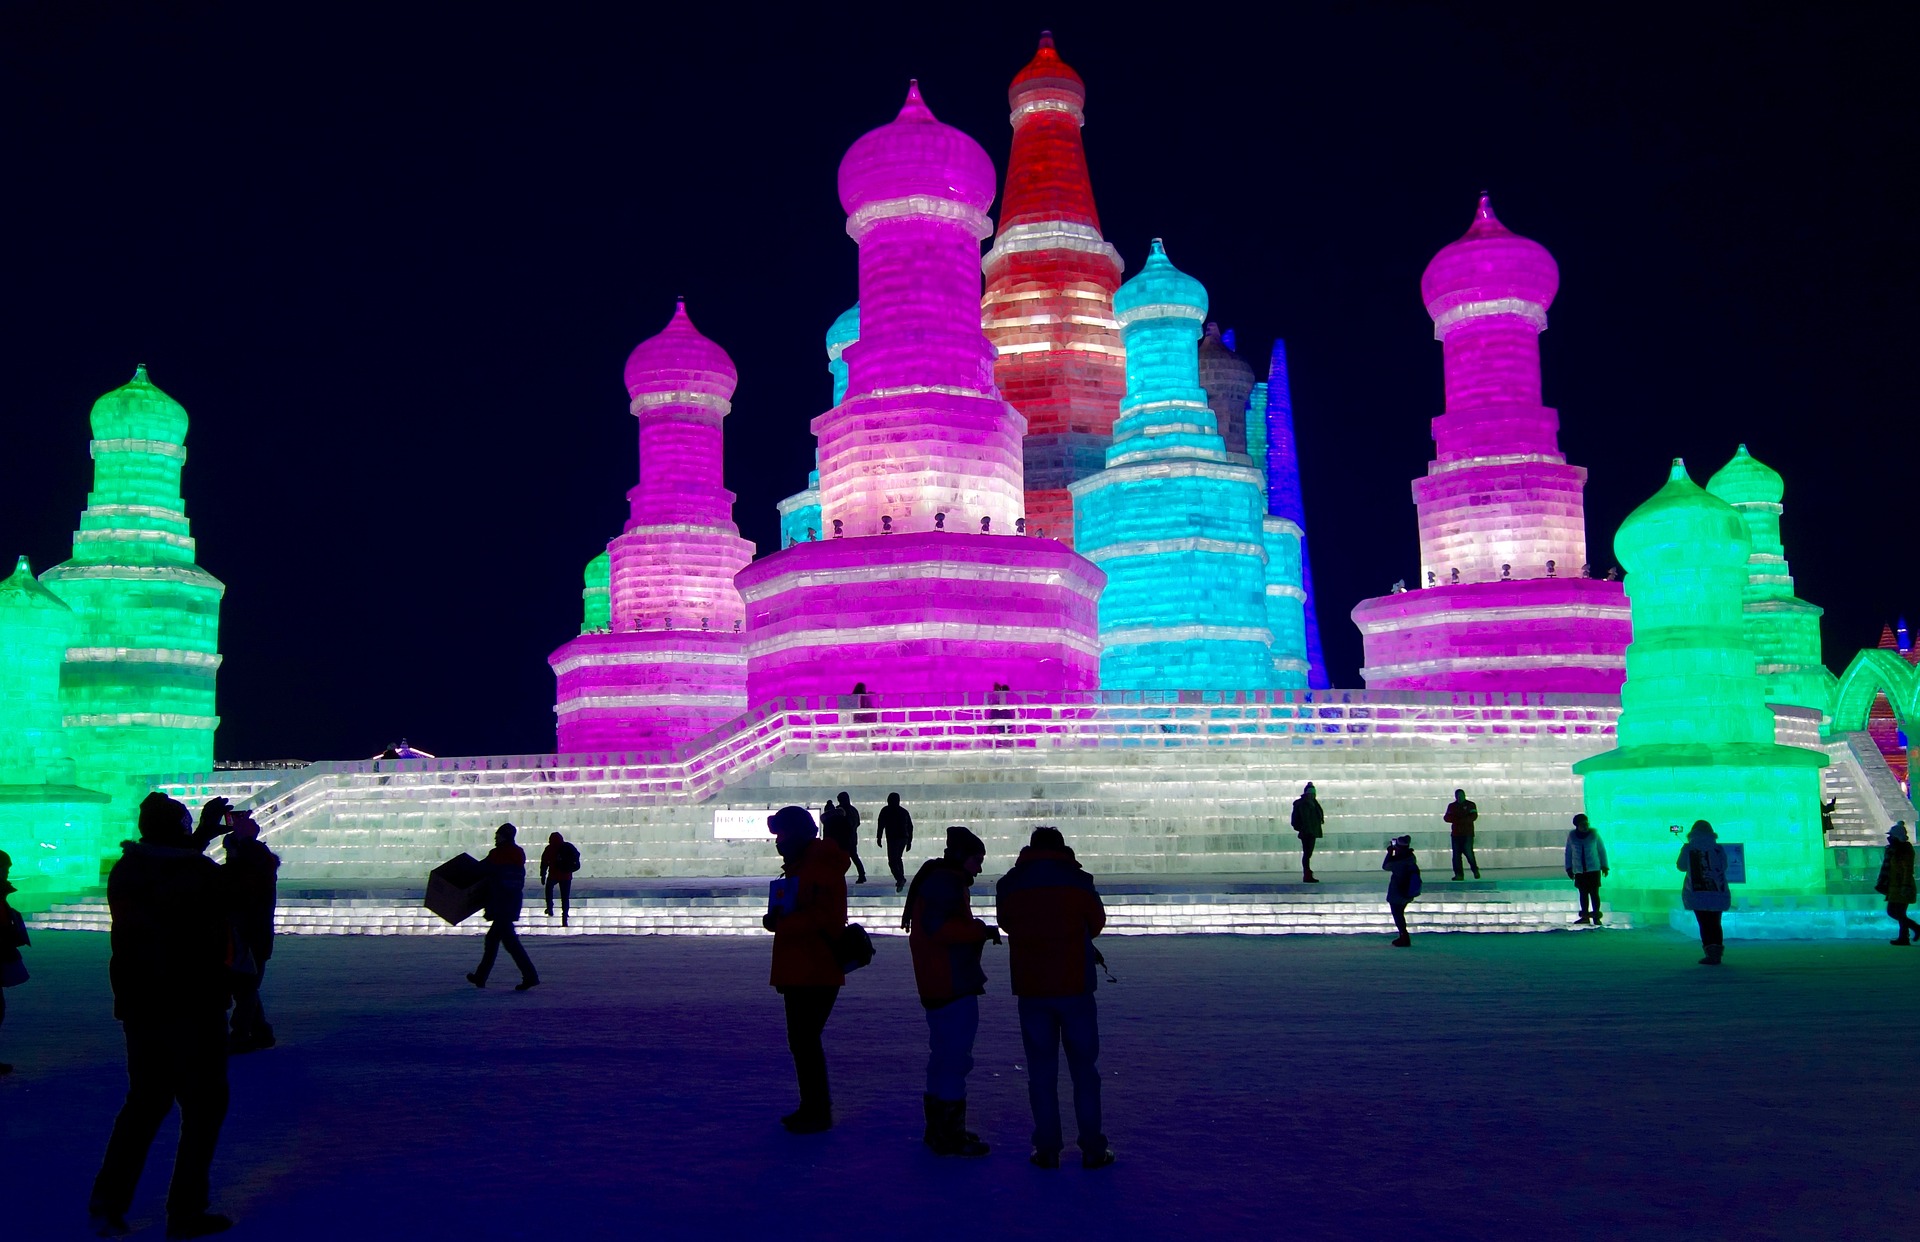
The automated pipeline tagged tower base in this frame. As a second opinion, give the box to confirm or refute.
[549,630,747,756]
[1353,577,1629,692]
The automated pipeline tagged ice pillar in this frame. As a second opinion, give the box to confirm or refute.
[1263,341,1329,688]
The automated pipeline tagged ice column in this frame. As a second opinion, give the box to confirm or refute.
[1574,459,1827,892]
[1705,445,1834,712]
[547,302,754,753]
[1262,341,1329,688]
[738,82,1105,703]
[982,32,1127,549]
[1072,241,1284,690]
[1350,195,1629,691]
[42,366,224,818]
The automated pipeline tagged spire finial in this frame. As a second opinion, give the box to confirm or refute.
[132,363,149,382]
[1038,29,1054,49]
[12,554,29,576]
[1669,457,1690,482]
[1149,237,1166,257]
[899,79,932,120]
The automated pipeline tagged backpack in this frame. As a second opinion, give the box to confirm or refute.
[562,842,582,873]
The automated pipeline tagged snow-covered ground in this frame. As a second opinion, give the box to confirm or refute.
[5,926,1913,1239]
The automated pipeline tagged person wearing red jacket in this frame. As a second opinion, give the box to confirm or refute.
[903,826,998,1157]
[996,826,1112,1170]
[764,805,849,1134]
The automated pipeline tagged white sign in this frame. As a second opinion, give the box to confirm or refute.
[714,808,772,840]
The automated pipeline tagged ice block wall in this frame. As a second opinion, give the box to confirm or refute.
[982,32,1127,549]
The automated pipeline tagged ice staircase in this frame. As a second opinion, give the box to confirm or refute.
[30,876,1628,937]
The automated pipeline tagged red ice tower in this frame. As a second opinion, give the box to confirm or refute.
[548,302,755,753]
[982,32,1127,549]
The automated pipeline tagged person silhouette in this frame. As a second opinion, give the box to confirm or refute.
[1444,789,1480,880]
[1291,783,1324,883]
[904,826,997,1157]
[1678,820,1730,965]
[467,824,539,991]
[540,831,582,926]
[877,793,914,892]
[1563,814,1609,925]
[89,793,238,1239]
[764,805,850,1134]
[221,812,279,1053]
[824,792,867,884]
[1383,835,1422,947]
[1875,821,1919,945]
[997,827,1112,1170]
[0,849,26,1075]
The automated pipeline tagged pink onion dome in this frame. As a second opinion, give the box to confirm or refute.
[837,81,998,216]
[1009,30,1085,108]
[623,299,738,403]
[1420,193,1560,326]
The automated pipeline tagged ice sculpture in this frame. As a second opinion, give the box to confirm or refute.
[1350,195,1629,691]
[580,551,610,633]
[41,366,224,817]
[1262,341,1330,688]
[982,32,1127,549]
[1197,323,1254,459]
[1574,459,1827,892]
[548,301,754,752]
[776,304,854,549]
[738,82,1105,702]
[0,555,109,890]
[1704,444,1834,712]
[1073,240,1296,689]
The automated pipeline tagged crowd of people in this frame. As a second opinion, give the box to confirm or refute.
[0,783,1909,1234]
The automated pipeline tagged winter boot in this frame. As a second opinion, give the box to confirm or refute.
[1699,944,1723,966]
[922,1094,940,1148]
[782,1104,832,1134]
[1591,911,1603,926]
[928,1098,989,1157]
[1391,934,1411,948]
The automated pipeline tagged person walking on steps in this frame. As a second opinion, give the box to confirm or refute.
[467,824,539,991]
[1383,835,1422,947]
[221,812,279,1054]
[1876,821,1920,945]
[541,831,581,926]
[0,850,27,1076]
[1291,783,1325,883]
[878,792,914,893]
[88,793,239,1239]
[828,792,867,884]
[764,805,850,1134]
[905,826,998,1158]
[1678,820,1730,965]
[997,827,1114,1170]
[1564,814,1609,925]
[1445,789,1480,880]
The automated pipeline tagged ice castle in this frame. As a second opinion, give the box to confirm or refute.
[14,35,1909,938]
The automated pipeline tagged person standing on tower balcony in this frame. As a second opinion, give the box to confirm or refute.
[1564,815,1610,925]
[1444,790,1481,880]
[764,805,849,1134]
[1678,821,1730,965]
[1291,784,1325,882]
[1383,836,1421,947]
[466,824,538,991]
[1874,822,1919,945]
[221,813,279,1053]
[540,832,581,926]
[878,793,914,893]
[904,826,997,1158]
[997,826,1112,1170]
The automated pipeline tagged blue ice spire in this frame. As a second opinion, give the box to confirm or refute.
[1072,241,1300,689]
[777,303,858,548]
[1265,341,1328,688]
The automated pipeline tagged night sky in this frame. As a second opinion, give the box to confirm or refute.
[1,4,1913,762]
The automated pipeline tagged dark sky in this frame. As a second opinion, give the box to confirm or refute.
[1,3,1913,761]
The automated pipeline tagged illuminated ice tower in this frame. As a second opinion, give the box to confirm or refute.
[1073,241,1295,690]
[1575,460,1827,892]
[548,302,754,753]
[776,304,857,549]
[1262,342,1330,687]
[42,366,223,811]
[739,83,1104,701]
[982,33,1127,549]
[1351,195,1629,691]
[0,556,110,892]
[1197,324,1254,459]
[1705,445,1834,712]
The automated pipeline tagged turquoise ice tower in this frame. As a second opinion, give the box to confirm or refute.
[1574,459,1827,894]
[777,304,857,548]
[1072,241,1290,690]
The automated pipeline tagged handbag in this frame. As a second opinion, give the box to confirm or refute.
[1,957,27,988]
[833,922,876,973]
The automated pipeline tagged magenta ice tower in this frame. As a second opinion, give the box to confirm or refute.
[1351,195,1629,691]
[737,84,1104,702]
[548,302,754,752]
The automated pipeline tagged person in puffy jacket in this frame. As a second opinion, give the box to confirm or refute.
[1564,814,1610,925]
[222,813,280,1052]
[1291,783,1324,883]
[996,826,1113,1170]
[89,793,238,1239]
[1383,835,1421,947]
[1875,821,1919,946]
[904,826,997,1157]
[764,805,849,1134]
[1444,789,1480,880]
[1678,820,1730,965]
[540,831,581,926]
[467,823,538,991]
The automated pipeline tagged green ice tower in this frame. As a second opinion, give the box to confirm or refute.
[0,556,110,893]
[581,550,611,632]
[1704,445,1835,714]
[41,366,224,825]
[1574,459,1827,893]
